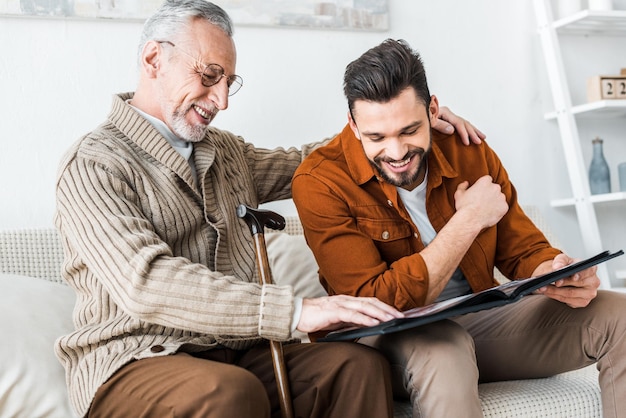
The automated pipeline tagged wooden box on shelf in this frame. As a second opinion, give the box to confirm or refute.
[587,75,626,101]
[618,78,626,99]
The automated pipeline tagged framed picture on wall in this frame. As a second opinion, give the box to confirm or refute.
[219,0,389,31]
[0,0,162,20]
[0,0,389,31]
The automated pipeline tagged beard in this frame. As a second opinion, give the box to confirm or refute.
[169,105,215,143]
[158,85,215,143]
[371,138,431,188]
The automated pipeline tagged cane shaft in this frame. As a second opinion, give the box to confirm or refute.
[252,234,295,418]
[252,234,273,286]
[270,340,293,418]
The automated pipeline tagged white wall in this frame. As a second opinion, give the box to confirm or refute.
[1,0,625,283]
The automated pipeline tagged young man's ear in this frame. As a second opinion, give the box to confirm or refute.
[428,95,440,123]
[348,110,361,140]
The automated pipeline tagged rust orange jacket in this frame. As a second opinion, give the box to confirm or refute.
[292,124,561,311]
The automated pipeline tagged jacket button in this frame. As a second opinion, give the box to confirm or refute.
[382,231,390,240]
[387,200,393,207]
[150,345,165,353]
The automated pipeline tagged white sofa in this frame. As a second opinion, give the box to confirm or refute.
[0,209,603,418]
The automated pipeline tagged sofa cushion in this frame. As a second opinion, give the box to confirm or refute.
[266,232,328,341]
[0,273,76,418]
[266,232,327,299]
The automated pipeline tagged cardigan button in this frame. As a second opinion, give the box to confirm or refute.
[387,200,393,207]
[150,345,165,353]
[382,231,390,240]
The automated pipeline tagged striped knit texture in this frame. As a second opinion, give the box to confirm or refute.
[54,93,314,417]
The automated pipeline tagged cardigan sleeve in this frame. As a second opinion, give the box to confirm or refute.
[236,132,333,205]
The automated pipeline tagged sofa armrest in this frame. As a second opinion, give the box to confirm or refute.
[0,228,64,283]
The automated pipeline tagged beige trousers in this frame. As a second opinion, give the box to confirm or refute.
[360,290,626,418]
[89,341,393,418]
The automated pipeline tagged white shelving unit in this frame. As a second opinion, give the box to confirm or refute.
[533,0,626,290]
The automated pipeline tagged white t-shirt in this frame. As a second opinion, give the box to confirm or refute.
[396,173,471,302]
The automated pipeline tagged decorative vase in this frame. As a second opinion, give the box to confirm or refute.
[589,137,611,194]
[618,162,626,192]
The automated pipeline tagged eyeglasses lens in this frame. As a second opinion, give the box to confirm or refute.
[202,64,242,96]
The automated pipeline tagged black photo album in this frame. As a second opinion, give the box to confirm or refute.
[319,250,624,342]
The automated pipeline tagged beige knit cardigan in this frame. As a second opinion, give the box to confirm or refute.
[54,93,317,417]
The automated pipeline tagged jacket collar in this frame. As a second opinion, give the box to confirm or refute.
[426,131,459,190]
[339,124,379,186]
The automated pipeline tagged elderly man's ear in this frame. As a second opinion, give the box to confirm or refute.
[141,41,161,78]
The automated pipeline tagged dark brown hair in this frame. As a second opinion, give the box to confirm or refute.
[343,39,431,114]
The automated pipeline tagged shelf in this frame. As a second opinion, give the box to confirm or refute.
[553,9,626,35]
[535,0,625,290]
[545,100,626,119]
[551,191,626,207]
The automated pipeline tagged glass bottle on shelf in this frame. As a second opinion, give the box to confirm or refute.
[588,137,611,195]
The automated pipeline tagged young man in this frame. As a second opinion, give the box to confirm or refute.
[292,39,626,418]
[54,2,480,417]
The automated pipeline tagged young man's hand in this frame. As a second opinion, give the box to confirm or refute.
[454,175,508,231]
[533,254,601,308]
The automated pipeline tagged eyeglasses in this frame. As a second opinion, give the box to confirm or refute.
[157,40,243,96]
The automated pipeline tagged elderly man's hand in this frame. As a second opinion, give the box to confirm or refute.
[435,106,486,145]
[297,295,404,334]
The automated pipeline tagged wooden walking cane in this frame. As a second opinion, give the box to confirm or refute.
[237,204,295,418]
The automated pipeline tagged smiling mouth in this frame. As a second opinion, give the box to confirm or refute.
[387,156,412,168]
[193,104,213,120]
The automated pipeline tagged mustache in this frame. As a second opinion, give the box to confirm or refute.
[192,102,218,119]
[375,148,424,164]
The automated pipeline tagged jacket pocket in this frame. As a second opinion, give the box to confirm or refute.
[356,218,413,260]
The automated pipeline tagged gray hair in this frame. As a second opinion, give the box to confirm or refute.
[137,0,234,64]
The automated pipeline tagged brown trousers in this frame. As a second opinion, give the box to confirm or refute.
[361,290,626,418]
[88,341,393,418]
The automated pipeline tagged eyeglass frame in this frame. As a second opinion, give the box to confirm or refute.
[156,40,243,96]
